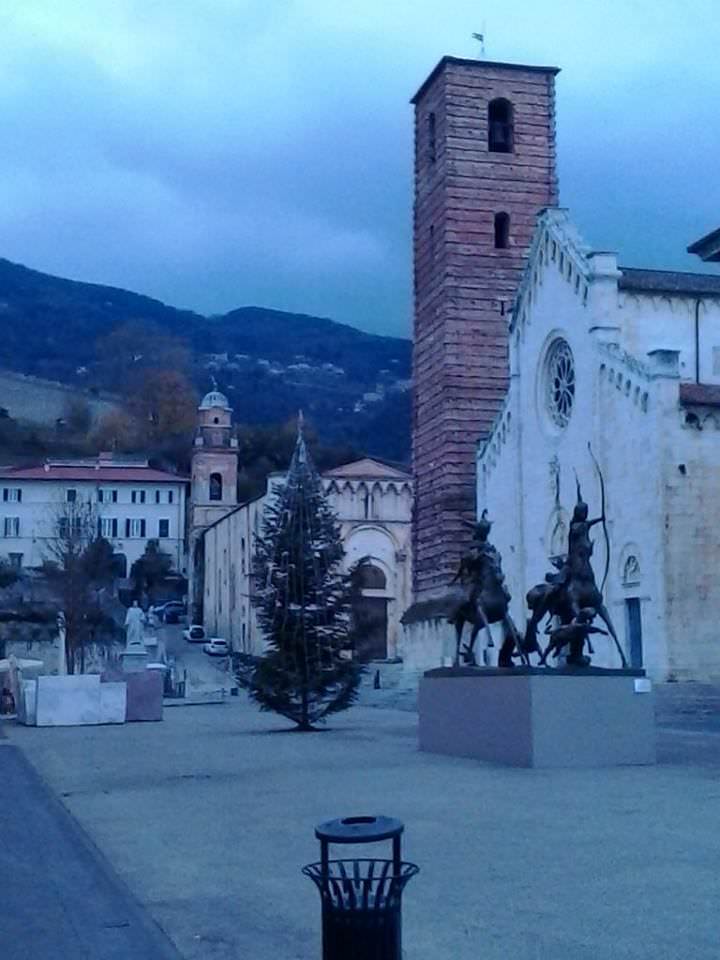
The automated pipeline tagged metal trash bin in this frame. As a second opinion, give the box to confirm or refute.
[303,815,419,960]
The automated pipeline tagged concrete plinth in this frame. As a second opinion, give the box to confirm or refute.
[419,667,656,768]
[124,670,163,722]
[120,649,148,673]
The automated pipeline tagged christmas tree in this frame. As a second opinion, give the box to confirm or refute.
[245,418,363,730]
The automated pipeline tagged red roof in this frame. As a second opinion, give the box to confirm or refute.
[0,465,188,483]
[679,382,720,408]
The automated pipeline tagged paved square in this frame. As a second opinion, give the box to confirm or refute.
[7,699,720,959]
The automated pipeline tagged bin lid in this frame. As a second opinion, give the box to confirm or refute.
[315,815,403,845]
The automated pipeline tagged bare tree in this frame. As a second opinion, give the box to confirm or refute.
[43,495,114,673]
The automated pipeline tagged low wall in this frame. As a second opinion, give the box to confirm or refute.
[2,635,61,676]
[399,617,456,672]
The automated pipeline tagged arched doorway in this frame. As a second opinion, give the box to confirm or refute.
[351,562,388,661]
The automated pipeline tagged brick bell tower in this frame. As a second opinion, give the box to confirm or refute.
[189,389,239,621]
[410,56,559,602]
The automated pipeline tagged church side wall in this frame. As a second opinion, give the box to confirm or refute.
[660,402,720,680]
[619,294,720,384]
[593,360,668,676]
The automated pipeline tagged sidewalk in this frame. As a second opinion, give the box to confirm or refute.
[0,732,181,960]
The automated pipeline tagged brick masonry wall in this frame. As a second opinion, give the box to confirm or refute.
[412,58,558,599]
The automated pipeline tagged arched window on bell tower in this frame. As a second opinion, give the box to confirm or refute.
[488,98,514,153]
[209,472,223,502]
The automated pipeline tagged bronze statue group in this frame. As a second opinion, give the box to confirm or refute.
[449,475,627,671]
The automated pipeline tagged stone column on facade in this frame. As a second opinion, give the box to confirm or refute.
[587,252,622,341]
[647,349,680,680]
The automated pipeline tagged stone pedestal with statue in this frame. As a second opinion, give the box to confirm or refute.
[419,666,655,768]
[120,601,149,673]
[416,481,657,769]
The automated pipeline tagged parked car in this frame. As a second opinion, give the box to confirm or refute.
[183,625,206,643]
[151,600,187,623]
[203,638,230,657]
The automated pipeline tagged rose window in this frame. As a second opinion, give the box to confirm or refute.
[545,339,575,428]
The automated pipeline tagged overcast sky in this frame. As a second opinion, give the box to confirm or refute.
[2,0,719,338]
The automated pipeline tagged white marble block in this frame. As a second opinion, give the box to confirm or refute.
[35,675,102,727]
[20,679,38,725]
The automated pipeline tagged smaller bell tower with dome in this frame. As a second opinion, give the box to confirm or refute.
[189,389,239,618]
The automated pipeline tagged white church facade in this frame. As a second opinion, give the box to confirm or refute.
[477,208,720,681]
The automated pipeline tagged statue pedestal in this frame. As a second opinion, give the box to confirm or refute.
[418,667,656,768]
[120,649,148,673]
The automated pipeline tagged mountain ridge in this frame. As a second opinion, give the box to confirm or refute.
[0,257,412,461]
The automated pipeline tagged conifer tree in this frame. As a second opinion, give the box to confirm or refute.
[245,419,362,730]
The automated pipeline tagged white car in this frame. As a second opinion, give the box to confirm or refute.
[203,638,230,657]
[183,625,206,643]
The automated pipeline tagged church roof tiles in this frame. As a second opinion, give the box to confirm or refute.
[619,267,720,298]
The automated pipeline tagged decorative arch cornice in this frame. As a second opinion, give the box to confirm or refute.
[511,208,594,334]
[344,522,401,551]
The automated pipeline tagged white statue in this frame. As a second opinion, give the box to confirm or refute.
[124,601,146,650]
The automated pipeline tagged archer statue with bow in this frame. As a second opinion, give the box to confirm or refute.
[522,445,627,668]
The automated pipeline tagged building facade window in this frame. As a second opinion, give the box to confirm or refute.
[209,473,223,501]
[8,552,23,569]
[131,490,146,505]
[99,517,118,539]
[98,488,118,503]
[488,98,514,152]
[125,518,146,538]
[3,517,20,537]
[168,490,174,504]
[158,519,170,538]
[2,488,21,503]
[66,488,77,503]
[59,517,83,538]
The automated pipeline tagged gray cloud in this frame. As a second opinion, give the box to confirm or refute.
[1,0,718,339]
